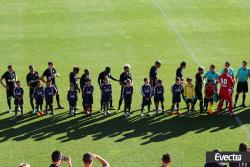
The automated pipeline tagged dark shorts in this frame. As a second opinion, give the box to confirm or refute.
[172,95,181,103]
[142,97,151,106]
[185,98,194,104]
[29,88,35,97]
[35,97,43,105]
[195,86,203,100]
[102,94,111,103]
[45,97,53,105]
[69,100,77,107]
[154,95,164,103]
[237,81,248,93]
[83,96,93,105]
[124,97,132,106]
[14,98,23,105]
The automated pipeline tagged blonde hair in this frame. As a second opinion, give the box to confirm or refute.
[18,163,30,167]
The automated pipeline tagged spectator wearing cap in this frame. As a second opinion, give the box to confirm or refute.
[193,66,205,113]
[41,61,64,109]
[234,60,249,108]
[176,61,186,82]
[161,153,171,167]
[149,60,161,89]
[117,64,133,111]
[49,150,72,167]
[98,67,119,110]
[18,163,30,167]
[230,143,250,167]
[82,153,109,167]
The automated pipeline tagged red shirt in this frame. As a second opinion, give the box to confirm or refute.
[205,85,214,98]
[217,73,234,95]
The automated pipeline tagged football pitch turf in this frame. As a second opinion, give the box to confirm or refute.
[0,0,250,166]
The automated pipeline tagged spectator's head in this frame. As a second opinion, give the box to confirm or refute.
[84,69,90,75]
[47,79,52,86]
[239,143,249,152]
[16,80,21,87]
[29,65,34,72]
[157,79,162,86]
[48,61,54,69]
[103,76,109,83]
[8,65,13,72]
[243,60,247,68]
[124,64,131,72]
[186,78,192,84]
[82,153,94,166]
[105,67,111,73]
[210,64,215,72]
[70,83,75,90]
[155,60,162,68]
[144,78,149,85]
[175,77,181,84]
[73,66,80,74]
[180,61,186,69]
[161,153,171,167]
[51,151,62,165]
[198,66,204,74]
[126,79,132,86]
[225,62,230,68]
[18,163,30,167]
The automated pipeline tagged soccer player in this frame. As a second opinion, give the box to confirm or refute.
[98,67,119,110]
[26,65,40,114]
[193,66,204,113]
[176,61,186,82]
[123,79,133,118]
[45,80,57,115]
[203,64,219,85]
[216,68,235,116]
[80,69,90,91]
[183,78,195,113]
[14,81,24,117]
[0,65,17,113]
[41,62,64,109]
[34,80,44,115]
[171,77,183,114]
[149,60,161,88]
[82,79,94,116]
[117,64,133,111]
[101,76,112,115]
[204,80,215,113]
[67,83,78,116]
[69,66,80,92]
[154,79,164,114]
[234,60,249,108]
[141,78,152,116]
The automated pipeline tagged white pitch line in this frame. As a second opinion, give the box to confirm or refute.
[152,0,250,139]
[152,0,201,66]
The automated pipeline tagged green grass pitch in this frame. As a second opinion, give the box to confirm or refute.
[0,0,250,166]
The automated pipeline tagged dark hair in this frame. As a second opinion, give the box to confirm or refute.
[73,66,80,73]
[29,65,33,69]
[51,150,62,162]
[243,60,248,65]
[8,65,13,69]
[157,79,162,83]
[176,77,181,81]
[144,78,148,82]
[210,64,215,69]
[47,79,52,83]
[162,153,171,164]
[124,66,129,70]
[48,61,53,65]
[208,80,213,83]
[105,67,111,72]
[225,62,230,66]
[155,60,161,65]
[186,78,192,82]
[239,143,248,152]
[224,68,229,73]
[180,61,186,67]
[16,80,20,84]
[82,153,93,164]
[84,69,89,74]
[198,66,204,71]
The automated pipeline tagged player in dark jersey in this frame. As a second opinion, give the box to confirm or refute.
[34,80,45,116]
[69,66,80,92]
[41,61,63,109]
[44,80,57,115]
[101,77,112,115]
[141,78,152,116]
[149,60,161,89]
[123,79,133,118]
[193,66,204,113]
[82,79,94,116]
[98,67,119,110]
[13,81,24,117]
[0,65,17,113]
[154,79,164,114]
[117,64,133,111]
[171,77,183,114]
[176,61,186,82]
[67,83,78,116]
[26,65,40,114]
[80,69,90,91]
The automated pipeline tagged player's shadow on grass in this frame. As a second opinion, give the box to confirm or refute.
[0,108,249,144]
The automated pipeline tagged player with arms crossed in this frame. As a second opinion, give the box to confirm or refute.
[216,68,235,116]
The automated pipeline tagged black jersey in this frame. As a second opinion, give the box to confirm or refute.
[171,84,183,97]
[1,71,16,87]
[195,72,203,87]
[149,65,157,81]
[69,72,78,86]
[119,72,132,86]
[176,67,183,81]
[42,68,57,85]
[26,71,39,87]
[80,74,90,90]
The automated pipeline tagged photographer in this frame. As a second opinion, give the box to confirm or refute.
[82,153,110,167]
[50,150,72,167]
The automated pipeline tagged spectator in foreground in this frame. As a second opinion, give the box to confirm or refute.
[18,163,30,167]
[204,149,227,167]
[161,153,171,167]
[82,152,110,167]
[230,143,250,167]
[50,150,72,167]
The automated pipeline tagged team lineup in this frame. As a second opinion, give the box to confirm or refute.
[0,60,249,118]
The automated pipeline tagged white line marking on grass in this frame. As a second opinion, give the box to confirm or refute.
[153,0,250,139]
[152,0,201,66]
